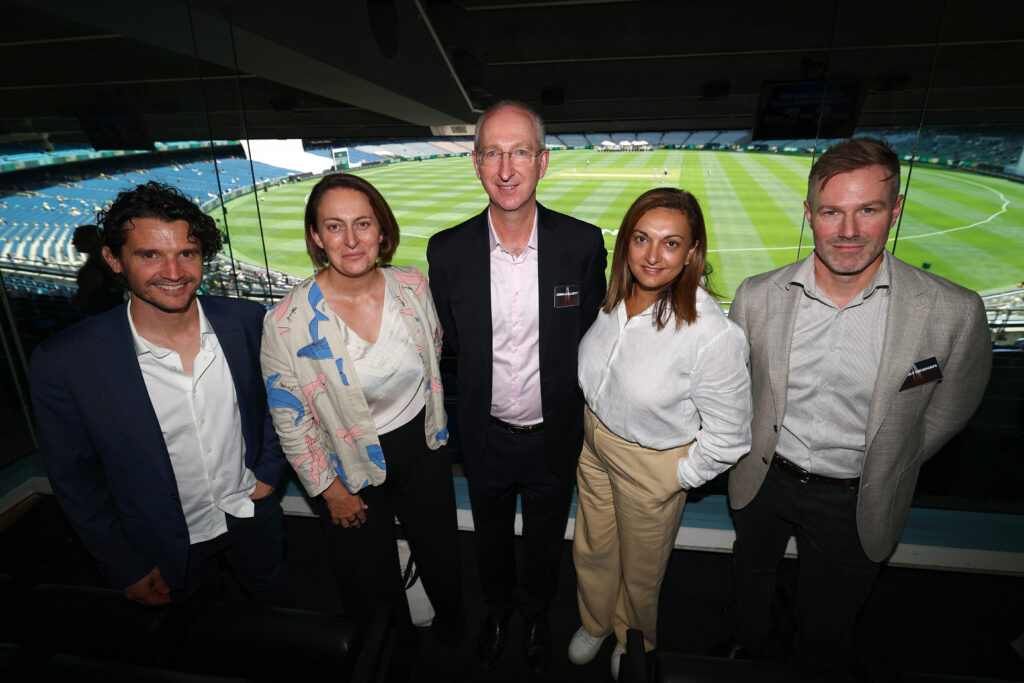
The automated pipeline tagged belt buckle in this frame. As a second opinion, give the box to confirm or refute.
[776,455,809,484]
[491,415,534,434]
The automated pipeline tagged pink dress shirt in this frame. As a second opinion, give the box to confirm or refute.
[488,209,543,425]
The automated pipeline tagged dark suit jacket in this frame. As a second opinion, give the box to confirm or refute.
[29,296,287,590]
[727,255,992,561]
[426,203,607,475]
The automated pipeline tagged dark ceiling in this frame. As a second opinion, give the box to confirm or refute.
[2,0,1023,145]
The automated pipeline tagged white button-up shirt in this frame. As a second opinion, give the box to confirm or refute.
[128,298,256,545]
[578,289,752,489]
[334,283,425,436]
[489,209,543,425]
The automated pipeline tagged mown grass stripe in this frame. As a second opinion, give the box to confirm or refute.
[213,151,1024,300]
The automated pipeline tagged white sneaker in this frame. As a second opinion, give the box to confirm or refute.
[610,642,626,680]
[567,625,610,665]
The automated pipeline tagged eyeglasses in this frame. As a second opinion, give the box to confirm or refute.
[475,148,544,166]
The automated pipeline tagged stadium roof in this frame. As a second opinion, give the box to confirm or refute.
[2,0,1022,145]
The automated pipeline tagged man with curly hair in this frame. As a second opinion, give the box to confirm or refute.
[30,181,292,606]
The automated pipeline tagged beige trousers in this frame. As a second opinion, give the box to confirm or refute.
[573,406,690,652]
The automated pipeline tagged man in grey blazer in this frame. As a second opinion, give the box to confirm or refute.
[727,138,991,669]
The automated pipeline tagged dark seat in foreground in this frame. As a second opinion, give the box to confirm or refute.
[618,628,1020,683]
[618,628,854,683]
[0,583,400,682]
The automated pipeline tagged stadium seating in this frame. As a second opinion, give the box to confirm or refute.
[427,138,473,154]
[304,147,333,159]
[712,130,749,145]
[0,154,298,268]
[2,125,1020,303]
[661,131,691,145]
[558,133,590,147]
[401,140,451,156]
[0,143,96,163]
[202,255,304,300]
[354,144,398,160]
[636,132,665,145]
[856,126,1024,165]
[340,146,383,164]
[686,131,717,145]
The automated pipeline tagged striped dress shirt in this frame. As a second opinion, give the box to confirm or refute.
[775,251,892,479]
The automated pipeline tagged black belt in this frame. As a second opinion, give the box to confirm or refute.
[771,455,860,489]
[489,416,543,435]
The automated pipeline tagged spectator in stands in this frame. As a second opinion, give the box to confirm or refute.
[261,173,464,645]
[569,188,751,679]
[71,224,123,314]
[30,181,292,607]
[727,138,992,671]
[427,101,607,674]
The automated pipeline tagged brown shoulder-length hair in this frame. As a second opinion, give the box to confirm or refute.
[603,188,716,330]
[304,173,400,269]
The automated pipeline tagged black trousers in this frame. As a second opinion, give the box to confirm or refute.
[316,408,463,628]
[179,494,294,607]
[732,463,880,668]
[466,422,575,622]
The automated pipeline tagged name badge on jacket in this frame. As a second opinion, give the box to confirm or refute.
[899,356,943,391]
[554,285,580,308]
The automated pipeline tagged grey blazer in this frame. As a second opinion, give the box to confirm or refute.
[727,254,991,562]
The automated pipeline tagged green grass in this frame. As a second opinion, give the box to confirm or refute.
[213,150,1024,300]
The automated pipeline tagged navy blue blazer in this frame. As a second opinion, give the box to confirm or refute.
[427,203,607,475]
[29,296,287,590]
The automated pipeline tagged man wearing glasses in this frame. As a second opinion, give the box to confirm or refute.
[427,101,606,673]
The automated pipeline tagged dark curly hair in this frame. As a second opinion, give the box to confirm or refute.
[98,181,223,262]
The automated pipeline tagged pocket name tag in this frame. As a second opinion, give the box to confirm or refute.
[899,356,943,391]
[554,285,580,308]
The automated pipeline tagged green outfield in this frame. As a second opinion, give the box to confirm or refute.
[214,150,1024,300]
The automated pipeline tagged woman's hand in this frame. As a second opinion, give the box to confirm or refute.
[322,478,368,528]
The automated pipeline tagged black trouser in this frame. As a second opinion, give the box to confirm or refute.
[179,494,294,607]
[732,464,880,668]
[466,422,575,622]
[316,408,463,628]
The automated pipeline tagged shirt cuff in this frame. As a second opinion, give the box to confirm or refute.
[676,443,702,490]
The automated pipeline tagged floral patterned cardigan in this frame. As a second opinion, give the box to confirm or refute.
[261,265,449,497]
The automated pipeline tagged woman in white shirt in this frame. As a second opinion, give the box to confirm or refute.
[261,173,463,643]
[568,188,752,678]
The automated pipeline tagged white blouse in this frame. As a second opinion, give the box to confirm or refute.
[577,288,752,489]
[334,284,426,435]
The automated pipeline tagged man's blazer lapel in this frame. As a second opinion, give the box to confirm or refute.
[865,260,932,449]
[466,212,494,381]
[536,204,559,374]
[766,269,799,426]
[90,306,177,489]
